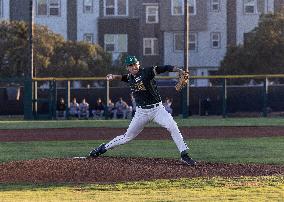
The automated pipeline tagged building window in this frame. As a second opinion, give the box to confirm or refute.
[174,32,198,52]
[49,0,60,16]
[244,0,257,14]
[83,0,93,13]
[171,0,196,16]
[143,38,158,55]
[36,0,60,16]
[211,32,221,48]
[104,0,128,16]
[84,33,94,44]
[211,0,220,12]
[146,6,159,24]
[104,34,128,53]
[37,0,48,15]
[189,33,197,51]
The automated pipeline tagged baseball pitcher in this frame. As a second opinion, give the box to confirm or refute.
[89,55,196,166]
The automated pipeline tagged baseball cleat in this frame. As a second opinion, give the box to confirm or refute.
[89,143,107,158]
[180,153,197,166]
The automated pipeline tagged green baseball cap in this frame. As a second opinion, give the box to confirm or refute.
[124,55,138,66]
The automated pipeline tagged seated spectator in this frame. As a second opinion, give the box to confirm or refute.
[203,97,211,116]
[114,97,129,119]
[78,98,90,119]
[56,97,66,119]
[163,97,173,115]
[106,99,115,119]
[92,98,105,119]
[69,97,79,117]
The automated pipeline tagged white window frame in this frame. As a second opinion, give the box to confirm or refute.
[243,0,257,14]
[173,32,198,52]
[36,0,61,17]
[83,0,93,13]
[104,34,128,53]
[104,0,128,16]
[84,33,94,44]
[211,0,220,12]
[146,6,159,24]
[211,32,221,49]
[171,0,196,16]
[143,38,158,56]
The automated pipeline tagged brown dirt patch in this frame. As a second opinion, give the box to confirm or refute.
[0,126,283,142]
[0,157,283,184]
[0,127,283,184]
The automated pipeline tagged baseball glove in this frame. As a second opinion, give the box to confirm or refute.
[175,70,189,92]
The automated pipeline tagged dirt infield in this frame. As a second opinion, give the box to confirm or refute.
[0,126,284,142]
[0,126,283,184]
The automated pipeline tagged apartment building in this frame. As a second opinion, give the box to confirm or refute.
[2,0,284,86]
[97,0,162,66]
[77,0,100,43]
[161,0,227,86]
[236,0,275,45]
[7,0,99,42]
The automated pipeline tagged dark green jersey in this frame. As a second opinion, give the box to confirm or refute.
[121,65,174,106]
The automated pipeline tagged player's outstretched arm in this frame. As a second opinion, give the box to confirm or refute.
[172,66,185,74]
[106,74,122,81]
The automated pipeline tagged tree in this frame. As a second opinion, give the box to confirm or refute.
[0,21,29,78]
[0,20,112,78]
[219,9,284,75]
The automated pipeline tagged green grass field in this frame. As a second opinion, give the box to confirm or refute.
[0,118,283,201]
[0,177,283,202]
[0,137,283,164]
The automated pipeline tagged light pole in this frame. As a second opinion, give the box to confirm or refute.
[29,0,37,118]
[183,0,189,118]
[29,0,34,79]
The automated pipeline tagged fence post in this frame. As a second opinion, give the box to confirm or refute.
[24,78,33,120]
[65,80,70,118]
[50,80,57,119]
[262,77,268,117]
[54,80,57,119]
[105,79,110,119]
[222,78,227,118]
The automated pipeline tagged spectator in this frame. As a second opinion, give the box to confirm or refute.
[163,97,173,115]
[56,97,66,119]
[114,97,129,119]
[78,98,90,119]
[92,98,105,119]
[107,99,115,119]
[203,97,211,116]
[69,97,79,117]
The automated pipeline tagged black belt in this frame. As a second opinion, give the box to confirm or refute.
[139,103,160,109]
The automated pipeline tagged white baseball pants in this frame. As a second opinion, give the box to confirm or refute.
[105,103,189,153]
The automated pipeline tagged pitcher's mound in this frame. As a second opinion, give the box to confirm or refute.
[0,157,283,184]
